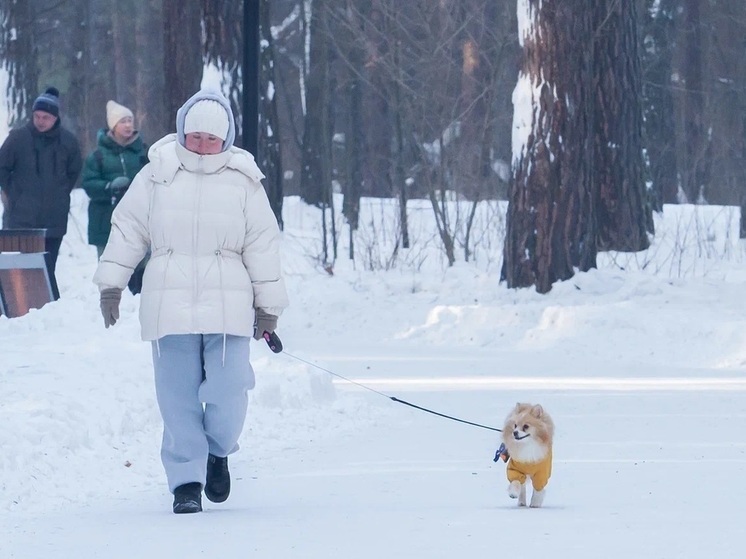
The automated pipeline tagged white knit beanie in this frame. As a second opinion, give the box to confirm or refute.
[183,100,230,140]
[106,100,134,131]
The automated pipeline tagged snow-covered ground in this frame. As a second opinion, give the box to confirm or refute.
[1,191,745,558]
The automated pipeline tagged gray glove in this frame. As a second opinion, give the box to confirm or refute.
[253,309,278,340]
[100,288,122,328]
[107,176,131,192]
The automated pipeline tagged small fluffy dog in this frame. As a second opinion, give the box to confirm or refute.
[502,403,554,508]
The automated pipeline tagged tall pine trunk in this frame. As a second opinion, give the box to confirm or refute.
[593,0,651,250]
[502,1,596,293]
[641,0,679,210]
[162,0,202,128]
[259,0,284,227]
[299,0,332,207]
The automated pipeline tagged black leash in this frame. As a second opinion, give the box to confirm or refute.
[265,336,502,433]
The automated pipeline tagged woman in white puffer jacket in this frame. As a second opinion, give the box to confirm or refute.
[93,89,288,514]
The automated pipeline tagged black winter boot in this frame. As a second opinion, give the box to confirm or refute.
[205,454,230,503]
[173,482,202,514]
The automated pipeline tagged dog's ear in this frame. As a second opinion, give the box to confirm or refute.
[530,404,544,418]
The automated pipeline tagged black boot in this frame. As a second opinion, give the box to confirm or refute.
[205,454,230,503]
[173,482,202,514]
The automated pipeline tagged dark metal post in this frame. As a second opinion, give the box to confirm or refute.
[242,0,260,154]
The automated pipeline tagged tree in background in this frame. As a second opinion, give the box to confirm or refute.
[201,1,283,225]
[299,0,332,208]
[81,0,115,147]
[504,0,652,292]
[327,0,511,266]
[0,0,39,126]
[668,0,746,211]
[640,0,679,210]
[592,0,651,251]
[700,2,746,211]
[162,0,201,128]
[131,0,167,142]
[333,0,366,259]
[258,0,284,227]
[299,0,336,264]
[3,0,746,275]
[675,0,707,204]
[502,0,596,293]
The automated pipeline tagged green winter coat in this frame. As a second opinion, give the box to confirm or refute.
[81,129,148,247]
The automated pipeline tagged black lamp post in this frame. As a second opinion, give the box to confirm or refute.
[242,0,260,155]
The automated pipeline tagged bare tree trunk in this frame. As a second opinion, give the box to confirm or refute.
[112,0,139,109]
[65,0,88,145]
[705,0,746,208]
[455,0,490,202]
[0,0,40,125]
[391,35,410,250]
[593,0,651,251]
[492,4,521,199]
[362,0,393,198]
[202,0,242,136]
[641,0,679,210]
[427,129,456,266]
[134,0,166,142]
[82,0,115,150]
[675,0,708,203]
[339,0,365,258]
[455,0,500,259]
[502,0,596,293]
[259,0,284,227]
[162,0,202,128]
[299,0,332,207]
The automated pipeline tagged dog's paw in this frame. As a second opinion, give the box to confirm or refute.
[530,489,545,508]
[508,480,522,499]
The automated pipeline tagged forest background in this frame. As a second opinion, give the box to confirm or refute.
[1,0,745,293]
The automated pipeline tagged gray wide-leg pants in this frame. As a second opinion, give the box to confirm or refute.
[151,334,255,493]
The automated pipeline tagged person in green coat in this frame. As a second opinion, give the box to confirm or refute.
[82,100,149,294]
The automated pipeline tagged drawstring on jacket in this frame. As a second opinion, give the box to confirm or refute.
[215,248,228,366]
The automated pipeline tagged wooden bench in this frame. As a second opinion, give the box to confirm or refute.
[0,229,56,318]
[0,228,47,253]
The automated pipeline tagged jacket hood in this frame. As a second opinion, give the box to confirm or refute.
[175,89,236,152]
[146,133,265,186]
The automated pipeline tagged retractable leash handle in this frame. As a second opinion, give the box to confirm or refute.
[493,442,509,463]
[263,331,283,353]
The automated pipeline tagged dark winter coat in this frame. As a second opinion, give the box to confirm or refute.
[0,120,83,238]
[81,129,148,247]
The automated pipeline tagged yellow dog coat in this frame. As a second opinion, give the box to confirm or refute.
[506,450,552,491]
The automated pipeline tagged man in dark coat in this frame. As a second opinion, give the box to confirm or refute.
[0,87,83,296]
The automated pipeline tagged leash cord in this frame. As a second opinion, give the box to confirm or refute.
[283,351,502,433]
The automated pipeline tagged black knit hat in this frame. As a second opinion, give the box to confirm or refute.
[32,87,60,117]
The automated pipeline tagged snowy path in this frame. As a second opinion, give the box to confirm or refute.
[4,368,745,559]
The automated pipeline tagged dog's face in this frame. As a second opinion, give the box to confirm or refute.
[502,403,554,462]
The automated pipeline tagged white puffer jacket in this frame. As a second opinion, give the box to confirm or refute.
[93,133,288,341]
